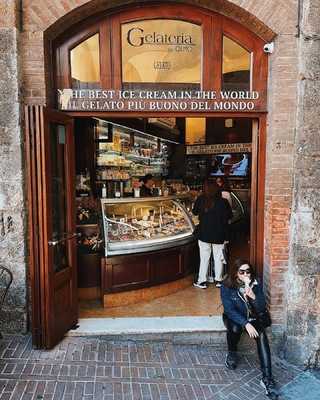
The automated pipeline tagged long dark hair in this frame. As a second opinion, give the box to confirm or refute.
[224,258,256,288]
[203,180,221,211]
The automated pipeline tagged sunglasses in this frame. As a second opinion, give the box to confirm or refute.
[238,269,251,275]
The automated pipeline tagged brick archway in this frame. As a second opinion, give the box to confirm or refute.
[42,0,276,42]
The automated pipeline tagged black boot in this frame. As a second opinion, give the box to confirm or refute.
[260,376,279,399]
[225,351,237,370]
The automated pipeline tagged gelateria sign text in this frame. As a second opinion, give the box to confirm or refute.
[126,27,194,47]
[58,89,261,112]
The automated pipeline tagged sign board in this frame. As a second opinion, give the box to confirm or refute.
[121,20,201,85]
[57,89,261,112]
[186,143,252,155]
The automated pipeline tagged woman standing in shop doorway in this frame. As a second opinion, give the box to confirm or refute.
[221,259,278,399]
[192,180,233,288]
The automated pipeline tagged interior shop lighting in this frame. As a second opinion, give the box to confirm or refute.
[92,118,180,145]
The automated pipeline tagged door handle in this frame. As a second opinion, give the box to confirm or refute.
[48,232,80,247]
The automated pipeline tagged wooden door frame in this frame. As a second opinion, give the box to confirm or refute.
[25,105,77,348]
[25,105,43,347]
[25,108,266,348]
[42,109,77,349]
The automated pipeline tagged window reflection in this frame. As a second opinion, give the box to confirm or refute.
[121,20,201,91]
[50,124,68,273]
[222,36,251,91]
[70,34,100,89]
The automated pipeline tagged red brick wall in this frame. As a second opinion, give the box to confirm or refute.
[19,0,299,338]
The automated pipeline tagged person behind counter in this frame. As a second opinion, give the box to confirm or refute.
[140,174,154,197]
[192,180,233,289]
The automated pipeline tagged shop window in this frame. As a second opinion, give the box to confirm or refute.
[222,36,251,91]
[70,34,100,89]
[121,19,201,91]
[185,118,206,145]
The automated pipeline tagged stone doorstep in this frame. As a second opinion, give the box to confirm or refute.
[68,316,225,335]
[65,316,262,352]
[66,316,235,347]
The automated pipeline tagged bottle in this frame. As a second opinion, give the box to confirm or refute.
[102,183,107,198]
[114,182,121,198]
[120,182,124,197]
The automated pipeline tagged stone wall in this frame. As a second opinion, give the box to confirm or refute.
[285,0,320,368]
[0,0,28,333]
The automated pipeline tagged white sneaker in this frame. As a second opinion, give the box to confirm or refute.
[193,282,208,289]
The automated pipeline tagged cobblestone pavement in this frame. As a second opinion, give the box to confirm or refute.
[0,335,305,400]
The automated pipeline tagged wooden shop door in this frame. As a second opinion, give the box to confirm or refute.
[25,106,78,349]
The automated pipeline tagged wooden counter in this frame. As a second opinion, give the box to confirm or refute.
[101,241,198,306]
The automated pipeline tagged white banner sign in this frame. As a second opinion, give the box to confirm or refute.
[186,143,252,155]
[57,89,261,112]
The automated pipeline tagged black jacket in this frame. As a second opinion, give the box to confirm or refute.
[140,185,153,197]
[192,195,233,243]
[221,281,267,327]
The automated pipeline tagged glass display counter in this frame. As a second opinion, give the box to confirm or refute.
[230,191,246,223]
[101,197,195,256]
[99,193,245,301]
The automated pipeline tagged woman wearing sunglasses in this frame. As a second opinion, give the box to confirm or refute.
[221,259,278,399]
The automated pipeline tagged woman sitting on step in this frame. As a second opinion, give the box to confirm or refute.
[220,259,278,400]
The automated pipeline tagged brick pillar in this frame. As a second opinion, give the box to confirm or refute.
[0,1,28,333]
[285,0,320,367]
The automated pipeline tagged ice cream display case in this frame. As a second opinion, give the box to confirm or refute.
[100,197,198,300]
[101,197,195,256]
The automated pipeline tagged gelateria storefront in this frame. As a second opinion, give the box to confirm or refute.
[26,3,269,348]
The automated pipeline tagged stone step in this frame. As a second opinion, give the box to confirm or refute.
[67,316,228,346]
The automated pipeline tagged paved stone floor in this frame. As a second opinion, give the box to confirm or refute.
[0,334,315,400]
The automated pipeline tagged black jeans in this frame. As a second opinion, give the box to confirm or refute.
[223,314,272,378]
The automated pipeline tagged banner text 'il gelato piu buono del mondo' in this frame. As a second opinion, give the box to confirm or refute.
[58,89,262,112]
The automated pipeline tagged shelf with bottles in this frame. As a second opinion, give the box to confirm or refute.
[94,121,171,178]
[96,167,169,186]
[98,180,133,199]
[96,168,131,181]
[96,157,133,168]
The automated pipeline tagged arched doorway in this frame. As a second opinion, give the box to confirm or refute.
[26,2,270,348]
